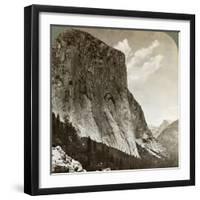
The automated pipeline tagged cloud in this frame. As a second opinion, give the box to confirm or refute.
[128,54,163,83]
[126,40,163,84]
[127,40,160,69]
[113,39,163,85]
[113,38,132,58]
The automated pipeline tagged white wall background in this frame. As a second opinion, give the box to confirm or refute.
[0,0,198,199]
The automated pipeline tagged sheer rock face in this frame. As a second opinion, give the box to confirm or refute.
[52,29,153,157]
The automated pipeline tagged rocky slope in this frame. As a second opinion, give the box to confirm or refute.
[52,146,85,173]
[157,120,178,166]
[52,28,166,161]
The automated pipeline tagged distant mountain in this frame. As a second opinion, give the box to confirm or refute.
[157,120,178,166]
[150,120,170,138]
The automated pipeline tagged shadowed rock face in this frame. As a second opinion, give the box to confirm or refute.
[52,29,156,157]
[157,120,178,166]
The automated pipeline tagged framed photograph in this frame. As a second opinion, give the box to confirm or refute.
[24,4,195,195]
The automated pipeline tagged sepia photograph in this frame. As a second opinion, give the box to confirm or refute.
[24,5,195,195]
[51,25,179,173]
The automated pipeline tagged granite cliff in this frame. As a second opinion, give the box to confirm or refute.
[52,28,166,162]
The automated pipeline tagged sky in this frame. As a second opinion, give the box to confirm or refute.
[52,26,179,126]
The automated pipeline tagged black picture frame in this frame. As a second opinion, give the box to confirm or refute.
[24,4,195,196]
